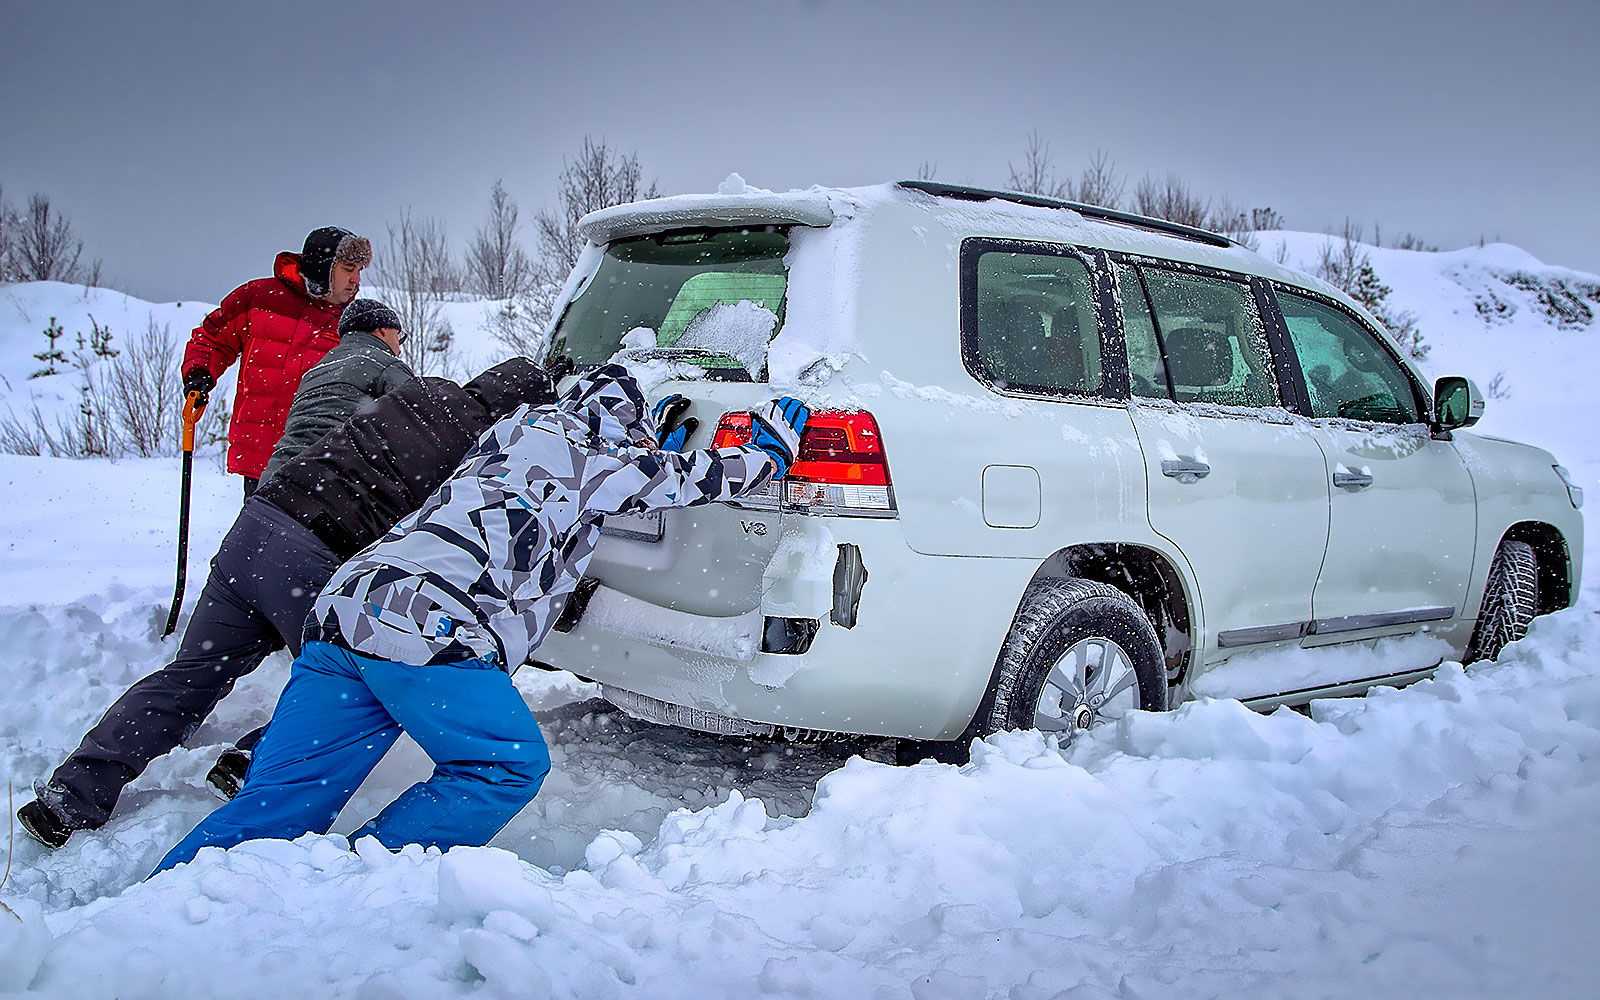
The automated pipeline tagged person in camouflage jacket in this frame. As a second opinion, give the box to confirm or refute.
[155,363,810,873]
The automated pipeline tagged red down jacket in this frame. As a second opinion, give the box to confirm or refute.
[183,252,346,479]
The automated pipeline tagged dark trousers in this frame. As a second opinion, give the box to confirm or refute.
[41,498,339,828]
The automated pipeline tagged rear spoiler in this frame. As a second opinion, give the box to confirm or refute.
[579,191,835,244]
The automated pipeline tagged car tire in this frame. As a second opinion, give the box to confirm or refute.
[980,577,1168,737]
[1467,539,1539,663]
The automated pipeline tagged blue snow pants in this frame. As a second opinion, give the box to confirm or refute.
[153,640,550,875]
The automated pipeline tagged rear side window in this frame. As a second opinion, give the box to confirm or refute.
[968,249,1106,397]
[549,227,789,379]
[1277,288,1421,424]
[1141,268,1280,408]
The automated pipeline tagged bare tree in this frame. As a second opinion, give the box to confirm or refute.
[495,137,659,357]
[376,211,460,375]
[103,318,184,456]
[915,160,938,181]
[533,137,658,298]
[1007,131,1070,199]
[1133,174,1210,228]
[1206,197,1260,250]
[1068,149,1123,209]
[13,194,92,283]
[1391,231,1439,252]
[0,184,17,283]
[465,179,532,300]
[1315,219,1368,293]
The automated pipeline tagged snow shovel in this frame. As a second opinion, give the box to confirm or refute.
[162,389,208,638]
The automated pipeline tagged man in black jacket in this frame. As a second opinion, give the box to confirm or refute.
[18,358,561,849]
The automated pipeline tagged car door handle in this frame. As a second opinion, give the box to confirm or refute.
[1161,459,1211,481]
[1333,470,1374,490]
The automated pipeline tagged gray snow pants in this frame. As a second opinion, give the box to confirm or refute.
[43,498,340,828]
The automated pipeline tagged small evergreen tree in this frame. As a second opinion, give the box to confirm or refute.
[31,316,67,377]
[1348,259,1428,361]
[1317,222,1428,361]
[87,315,118,360]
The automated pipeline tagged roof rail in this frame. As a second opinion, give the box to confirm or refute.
[896,180,1236,249]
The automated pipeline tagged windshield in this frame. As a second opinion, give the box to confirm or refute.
[549,227,789,380]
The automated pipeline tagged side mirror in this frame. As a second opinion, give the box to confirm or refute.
[1433,375,1484,431]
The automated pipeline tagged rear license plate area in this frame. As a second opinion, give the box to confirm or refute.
[601,510,664,542]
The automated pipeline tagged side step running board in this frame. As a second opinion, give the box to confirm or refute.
[1237,663,1444,712]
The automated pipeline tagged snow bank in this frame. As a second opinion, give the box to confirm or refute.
[0,454,238,603]
[7,606,1599,998]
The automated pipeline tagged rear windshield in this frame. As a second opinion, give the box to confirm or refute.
[548,227,789,380]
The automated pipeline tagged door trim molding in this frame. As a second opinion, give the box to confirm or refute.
[1217,606,1454,648]
[1216,621,1308,648]
[1310,606,1454,635]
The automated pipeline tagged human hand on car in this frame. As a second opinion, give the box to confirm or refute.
[750,397,810,478]
[651,393,699,452]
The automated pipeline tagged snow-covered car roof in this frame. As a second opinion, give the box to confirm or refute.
[581,178,1326,288]
[577,177,1411,376]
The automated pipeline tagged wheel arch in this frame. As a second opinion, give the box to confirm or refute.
[1501,520,1574,614]
[1026,542,1198,686]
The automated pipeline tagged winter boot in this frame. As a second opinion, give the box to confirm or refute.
[18,798,76,849]
[206,747,252,800]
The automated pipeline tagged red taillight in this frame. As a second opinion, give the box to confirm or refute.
[712,411,754,449]
[712,408,895,516]
[789,411,891,488]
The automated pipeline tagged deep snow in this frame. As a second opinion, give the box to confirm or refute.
[1,226,1597,997]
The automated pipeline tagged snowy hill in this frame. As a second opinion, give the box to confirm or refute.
[1,233,1597,997]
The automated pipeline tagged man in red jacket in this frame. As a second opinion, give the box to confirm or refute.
[182,227,373,494]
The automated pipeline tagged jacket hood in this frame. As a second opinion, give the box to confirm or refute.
[273,251,313,299]
[557,363,651,447]
[465,358,557,420]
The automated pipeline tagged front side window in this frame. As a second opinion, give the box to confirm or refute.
[549,227,789,379]
[1141,267,1280,408]
[1277,288,1421,424]
[969,249,1105,397]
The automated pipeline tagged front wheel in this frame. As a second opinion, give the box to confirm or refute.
[980,578,1169,738]
[1467,539,1539,663]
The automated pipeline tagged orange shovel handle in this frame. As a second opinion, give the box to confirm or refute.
[181,390,207,452]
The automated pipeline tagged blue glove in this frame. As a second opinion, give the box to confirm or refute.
[749,397,810,479]
[650,394,698,452]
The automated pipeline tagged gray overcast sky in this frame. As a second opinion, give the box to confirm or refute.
[3,0,1597,302]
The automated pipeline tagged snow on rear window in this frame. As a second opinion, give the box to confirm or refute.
[673,300,779,378]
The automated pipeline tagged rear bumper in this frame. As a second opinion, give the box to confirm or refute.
[533,518,1035,740]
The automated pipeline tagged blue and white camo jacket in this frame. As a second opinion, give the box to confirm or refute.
[310,363,777,668]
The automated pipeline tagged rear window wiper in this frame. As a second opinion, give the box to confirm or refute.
[613,348,756,382]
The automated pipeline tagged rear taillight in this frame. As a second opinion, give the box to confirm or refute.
[711,412,754,449]
[711,409,896,517]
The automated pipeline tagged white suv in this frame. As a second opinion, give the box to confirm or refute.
[533,181,1584,749]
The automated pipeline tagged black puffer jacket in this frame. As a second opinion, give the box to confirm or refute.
[256,358,556,560]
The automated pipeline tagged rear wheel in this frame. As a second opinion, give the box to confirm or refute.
[1468,539,1539,662]
[981,577,1168,737]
